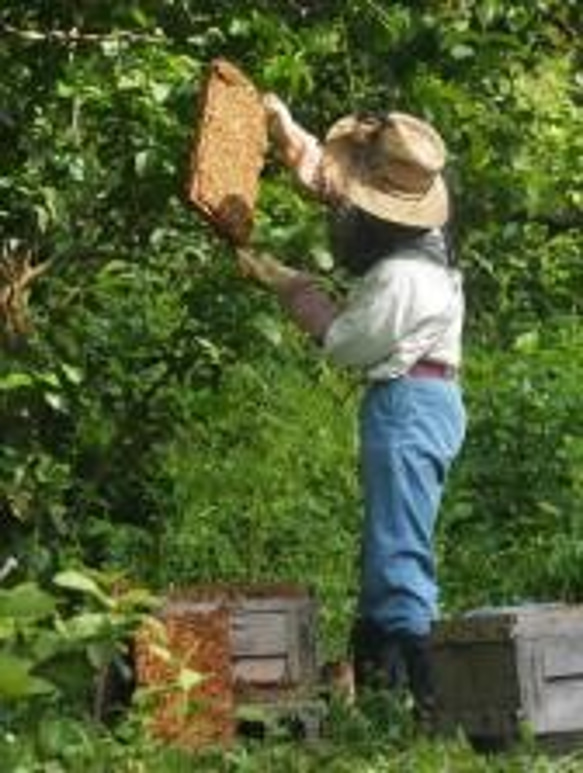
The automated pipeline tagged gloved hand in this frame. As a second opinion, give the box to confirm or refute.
[237,248,299,289]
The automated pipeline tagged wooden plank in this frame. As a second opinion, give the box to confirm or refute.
[434,605,583,643]
[237,596,312,613]
[538,682,583,734]
[518,610,583,638]
[543,639,583,681]
[232,611,288,656]
[234,657,288,685]
[433,642,519,710]
[157,586,319,693]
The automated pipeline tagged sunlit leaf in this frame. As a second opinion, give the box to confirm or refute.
[178,667,205,692]
[53,571,111,608]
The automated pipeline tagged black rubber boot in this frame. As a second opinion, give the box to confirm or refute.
[400,633,436,726]
[351,618,408,694]
[351,620,435,726]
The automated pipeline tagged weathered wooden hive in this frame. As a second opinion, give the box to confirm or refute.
[135,583,322,748]
[432,603,583,751]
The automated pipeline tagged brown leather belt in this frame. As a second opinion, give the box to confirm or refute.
[408,359,457,380]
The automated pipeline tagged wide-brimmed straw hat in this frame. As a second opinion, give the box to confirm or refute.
[322,111,449,228]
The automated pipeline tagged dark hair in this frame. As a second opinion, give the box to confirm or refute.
[328,202,455,276]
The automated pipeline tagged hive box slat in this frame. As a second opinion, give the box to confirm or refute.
[232,595,317,690]
[232,610,288,656]
[234,658,288,685]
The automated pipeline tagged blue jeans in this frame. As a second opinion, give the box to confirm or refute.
[358,376,466,637]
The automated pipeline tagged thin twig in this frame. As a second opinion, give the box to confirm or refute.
[20,257,54,288]
[0,22,189,46]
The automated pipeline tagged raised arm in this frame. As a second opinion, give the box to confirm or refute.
[263,93,325,196]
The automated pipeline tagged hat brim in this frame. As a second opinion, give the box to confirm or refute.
[322,115,449,229]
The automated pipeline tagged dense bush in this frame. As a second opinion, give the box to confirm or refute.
[440,318,583,611]
[0,0,581,769]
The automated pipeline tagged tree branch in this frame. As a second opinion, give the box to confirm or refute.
[0,247,53,341]
[0,22,200,46]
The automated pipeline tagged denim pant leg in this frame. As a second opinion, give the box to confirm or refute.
[357,377,466,637]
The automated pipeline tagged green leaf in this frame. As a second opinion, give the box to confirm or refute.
[0,372,36,391]
[0,619,15,640]
[135,150,150,176]
[60,363,83,385]
[147,643,172,664]
[115,587,160,612]
[0,653,55,699]
[43,392,67,412]
[178,667,205,692]
[0,583,56,621]
[87,641,118,670]
[62,612,111,640]
[30,630,66,664]
[513,330,540,353]
[53,571,111,607]
[253,314,283,347]
[0,371,61,392]
[450,43,475,60]
[151,82,171,104]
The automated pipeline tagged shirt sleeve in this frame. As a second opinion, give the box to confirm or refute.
[276,274,340,343]
[293,135,325,193]
[269,111,327,197]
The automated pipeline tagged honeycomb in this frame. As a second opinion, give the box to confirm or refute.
[187,59,267,246]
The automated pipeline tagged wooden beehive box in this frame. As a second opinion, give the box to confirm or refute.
[432,604,583,751]
[136,584,321,747]
[163,583,319,701]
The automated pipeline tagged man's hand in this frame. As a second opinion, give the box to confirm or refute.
[237,249,299,289]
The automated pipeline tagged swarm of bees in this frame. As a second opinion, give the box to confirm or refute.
[0,241,51,346]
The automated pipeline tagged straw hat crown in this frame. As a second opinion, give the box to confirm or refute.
[322,111,449,228]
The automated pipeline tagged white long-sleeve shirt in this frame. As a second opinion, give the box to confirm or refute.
[323,256,464,380]
[278,252,464,380]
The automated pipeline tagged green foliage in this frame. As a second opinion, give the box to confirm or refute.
[440,319,583,611]
[0,567,155,703]
[0,567,159,769]
[0,0,582,768]
[152,350,359,651]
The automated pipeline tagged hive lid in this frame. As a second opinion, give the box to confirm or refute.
[433,603,583,643]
